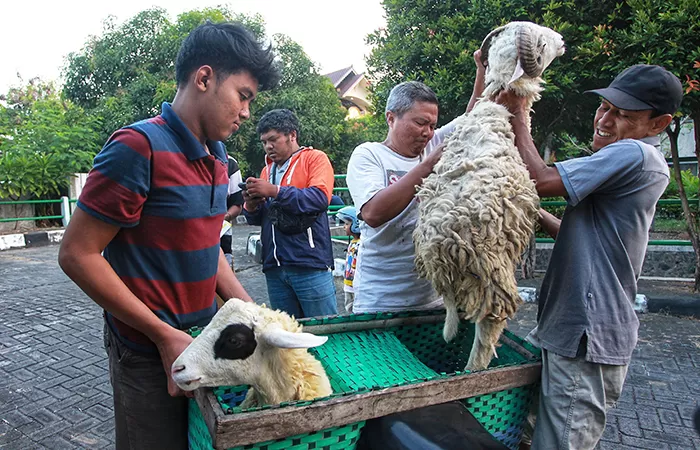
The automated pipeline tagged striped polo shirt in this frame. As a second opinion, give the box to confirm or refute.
[78,102,228,351]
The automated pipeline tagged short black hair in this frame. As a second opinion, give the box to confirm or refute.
[175,21,280,91]
[256,109,300,136]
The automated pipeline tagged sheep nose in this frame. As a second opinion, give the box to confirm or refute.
[172,364,186,374]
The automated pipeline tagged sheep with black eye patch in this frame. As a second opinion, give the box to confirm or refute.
[171,299,332,408]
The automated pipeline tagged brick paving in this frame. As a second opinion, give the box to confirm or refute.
[0,226,699,449]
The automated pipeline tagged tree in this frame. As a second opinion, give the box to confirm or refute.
[227,33,349,175]
[366,0,629,161]
[0,78,100,200]
[62,7,356,176]
[63,7,260,143]
[365,0,630,278]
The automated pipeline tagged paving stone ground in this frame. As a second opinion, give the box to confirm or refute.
[1,225,699,449]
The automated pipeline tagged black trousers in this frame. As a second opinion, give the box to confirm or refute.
[104,324,188,450]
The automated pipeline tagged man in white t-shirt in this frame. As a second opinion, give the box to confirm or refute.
[346,52,486,313]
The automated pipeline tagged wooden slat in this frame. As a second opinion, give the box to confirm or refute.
[194,388,225,449]
[499,333,538,361]
[205,362,540,448]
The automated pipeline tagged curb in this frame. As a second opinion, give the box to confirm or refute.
[517,285,699,318]
[3,228,699,318]
[646,296,700,316]
[0,229,64,251]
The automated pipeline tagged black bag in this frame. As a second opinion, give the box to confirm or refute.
[356,401,509,450]
[267,201,321,235]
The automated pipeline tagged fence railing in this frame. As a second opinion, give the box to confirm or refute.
[330,175,697,247]
[0,197,74,226]
[1,178,696,247]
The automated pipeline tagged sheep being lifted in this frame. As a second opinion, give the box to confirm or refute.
[171,299,331,408]
[413,22,565,370]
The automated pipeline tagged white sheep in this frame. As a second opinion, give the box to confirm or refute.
[413,22,565,370]
[171,299,332,408]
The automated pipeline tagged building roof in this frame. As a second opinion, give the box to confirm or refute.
[323,66,354,88]
[323,66,367,97]
[337,73,365,97]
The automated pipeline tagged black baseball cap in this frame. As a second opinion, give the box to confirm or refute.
[586,64,683,115]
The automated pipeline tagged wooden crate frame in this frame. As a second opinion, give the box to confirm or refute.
[193,314,541,449]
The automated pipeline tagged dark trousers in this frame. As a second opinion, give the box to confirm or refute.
[104,324,188,450]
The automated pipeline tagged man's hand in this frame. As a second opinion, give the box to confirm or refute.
[242,189,263,210]
[421,142,446,173]
[153,327,194,398]
[494,90,529,117]
[242,178,270,210]
[474,49,487,75]
[467,50,487,113]
[245,177,278,199]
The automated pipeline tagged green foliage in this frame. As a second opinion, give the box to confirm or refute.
[581,0,700,114]
[365,1,647,159]
[62,7,357,175]
[63,7,265,143]
[338,114,389,171]
[0,78,101,199]
[658,169,700,220]
[664,169,700,199]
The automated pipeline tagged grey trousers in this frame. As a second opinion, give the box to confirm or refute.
[530,347,628,450]
[104,324,189,450]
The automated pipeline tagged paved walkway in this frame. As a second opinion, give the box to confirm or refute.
[0,226,699,449]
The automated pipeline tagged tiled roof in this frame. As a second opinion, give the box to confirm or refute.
[323,66,354,88]
[337,73,364,96]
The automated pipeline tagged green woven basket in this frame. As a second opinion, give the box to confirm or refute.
[188,311,539,450]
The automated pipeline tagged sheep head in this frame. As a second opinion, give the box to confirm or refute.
[480,21,565,98]
[171,298,327,392]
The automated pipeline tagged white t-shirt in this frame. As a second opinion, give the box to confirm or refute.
[346,119,458,313]
[224,156,243,237]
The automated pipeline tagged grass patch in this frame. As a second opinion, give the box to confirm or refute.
[653,218,689,232]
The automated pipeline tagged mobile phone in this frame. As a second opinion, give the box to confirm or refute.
[238,182,248,190]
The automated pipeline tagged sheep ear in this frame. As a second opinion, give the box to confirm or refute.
[508,60,526,85]
[259,328,328,349]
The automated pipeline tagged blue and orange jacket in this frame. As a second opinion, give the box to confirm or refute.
[243,147,335,272]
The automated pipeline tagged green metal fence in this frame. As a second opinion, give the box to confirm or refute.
[0,174,696,247]
[0,199,67,223]
[330,174,697,247]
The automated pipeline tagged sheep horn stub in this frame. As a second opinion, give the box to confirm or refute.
[516,26,546,78]
[479,25,506,67]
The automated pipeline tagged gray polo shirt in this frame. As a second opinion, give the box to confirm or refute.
[534,136,669,365]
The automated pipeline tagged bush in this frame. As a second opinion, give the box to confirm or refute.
[658,169,700,220]
[0,79,100,200]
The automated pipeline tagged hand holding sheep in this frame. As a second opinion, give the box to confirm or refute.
[421,142,446,172]
[494,90,529,117]
[153,327,195,397]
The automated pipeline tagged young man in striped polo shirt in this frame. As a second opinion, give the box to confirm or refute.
[59,22,279,449]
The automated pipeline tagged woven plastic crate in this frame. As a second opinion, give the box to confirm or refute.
[188,311,539,450]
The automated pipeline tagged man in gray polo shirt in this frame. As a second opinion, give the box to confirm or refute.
[497,64,683,449]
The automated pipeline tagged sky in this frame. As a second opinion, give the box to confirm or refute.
[0,0,387,93]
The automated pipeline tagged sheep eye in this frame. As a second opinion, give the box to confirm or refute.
[214,324,257,360]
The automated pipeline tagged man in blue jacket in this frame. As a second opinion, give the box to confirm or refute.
[243,109,338,317]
